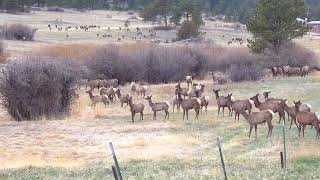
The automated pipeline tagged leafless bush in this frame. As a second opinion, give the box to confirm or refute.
[46,6,65,12]
[0,24,35,41]
[88,43,200,84]
[227,64,264,82]
[0,41,6,63]
[0,56,84,121]
[153,26,176,31]
[203,46,260,72]
[266,43,318,67]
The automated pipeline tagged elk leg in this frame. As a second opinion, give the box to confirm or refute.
[222,107,225,116]
[183,110,185,120]
[298,125,301,138]
[249,125,253,138]
[153,111,156,120]
[186,110,189,120]
[132,112,135,122]
[165,110,169,119]
[302,125,306,138]
[141,112,144,120]
[254,124,258,139]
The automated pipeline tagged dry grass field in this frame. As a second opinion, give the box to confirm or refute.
[1,9,320,179]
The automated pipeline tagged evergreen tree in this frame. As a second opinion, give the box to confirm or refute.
[247,0,308,54]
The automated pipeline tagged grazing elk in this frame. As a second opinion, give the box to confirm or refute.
[239,105,274,138]
[145,95,170,120]
[128,96,144,122]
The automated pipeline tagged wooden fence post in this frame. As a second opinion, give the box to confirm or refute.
[109,142,123,180]
[280,152,284,169]
[282,120,287,169]
[112,165,119,180]
[217,138,227,180]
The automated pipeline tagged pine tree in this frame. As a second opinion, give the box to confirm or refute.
[247,0,308,54]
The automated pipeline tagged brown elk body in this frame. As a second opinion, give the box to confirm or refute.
[145,95,169,120]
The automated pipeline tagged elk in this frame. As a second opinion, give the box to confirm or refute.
[263,91,283,102]
[130,82,137,95]
[86,89,110,109]
[177,93,201,120]
[172,95,182,112]
[186,75,192,88]
[145,95,169,120]
[188,84,205,98]
[136,83,148,97]
[128,96,144,122]
[213,89,234,116]
[100,87,117,103]
[250,94,285,123]
[231,99,254,121]
[294,101,320,139]
[88,80,101,91]
[115,89,131,107]
[279,100,299,129]
[175,83,190,98]
[194,90,210,111]
[301,66,310,77]
[239,105,274,138]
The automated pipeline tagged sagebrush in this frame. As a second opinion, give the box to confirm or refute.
[0,57,85,121]
[0,24,35,41]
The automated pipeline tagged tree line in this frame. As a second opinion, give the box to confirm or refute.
[1,0,320,23]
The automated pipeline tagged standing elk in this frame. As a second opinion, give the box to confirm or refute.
[128,96,144,122]
[239,105,274,138]
[145,95,169,120]
[213,89,234,116]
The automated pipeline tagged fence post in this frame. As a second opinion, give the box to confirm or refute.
[282,120,287,169]
[112,165,119,180]
[280,152,284,169]
[217,138,227,180]
[109,142,123,180]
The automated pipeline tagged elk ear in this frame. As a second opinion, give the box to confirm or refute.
[150,95,152,98]
[218,89,220,91]
[268,91,271,93]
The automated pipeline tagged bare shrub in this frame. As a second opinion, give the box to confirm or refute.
[153,26,176,31]
[0,24,35,41]
[0,56,84,121]
[266,43,318,67]
[227,64,264,82]
[88,43,200,84]
[202,45,260,72]
[0,41,6,63]
[46,6,65,12]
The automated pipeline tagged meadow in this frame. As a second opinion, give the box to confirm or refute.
[1,9,320,179]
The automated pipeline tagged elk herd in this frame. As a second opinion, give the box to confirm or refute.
[269,65,320,77]
[78,74,320,140]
